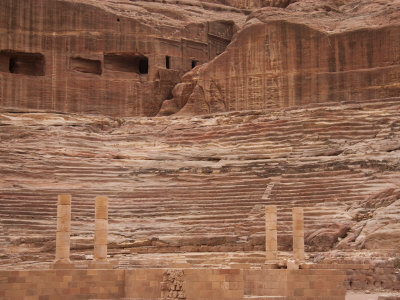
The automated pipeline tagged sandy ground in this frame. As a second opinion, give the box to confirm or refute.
[346,291,400,300]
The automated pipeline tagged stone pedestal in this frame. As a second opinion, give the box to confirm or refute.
[292,207,305,261]
[286,259,300,270]
[94,196,108,261]
[88,260,114,269]
[265,205,278,262]
[55,194,71,263]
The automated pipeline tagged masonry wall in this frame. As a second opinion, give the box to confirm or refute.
[124,268,244,300]
[244,268,347,300]
[125,269,164,299]
[286,269,346,300]
[0,269,125,300]
[244,269,287,297]
[0,267,346,300]
[184,269,244,300]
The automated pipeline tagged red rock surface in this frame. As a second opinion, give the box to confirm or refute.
[0,1,399,293]
[163,0,400,115]
[1,97,399,267]
[0,0,244,116]
[3,0,400,117]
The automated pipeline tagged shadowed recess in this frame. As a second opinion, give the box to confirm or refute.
[104,53,148,74]
[0,50,45,76]
[70,57,102,75]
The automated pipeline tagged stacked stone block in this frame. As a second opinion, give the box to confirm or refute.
[0,268,347,300]
[94,196,108,261]
[286,269,346,300]
[161,269,185,300]
[265,205,278,262]
[124,268,245,300]
[55,194,71,263]
[244,269,287,297]
[184,269,244,300]
[125,269,165,299]
[0,269,124,300]
[292,207,305,261]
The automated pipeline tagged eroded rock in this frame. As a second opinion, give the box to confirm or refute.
[169,0,400,115]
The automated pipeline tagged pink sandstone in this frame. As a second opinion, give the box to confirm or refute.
[0,0,399,297]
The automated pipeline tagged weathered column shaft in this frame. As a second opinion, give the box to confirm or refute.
[56,194,71,263]
[265,205,278,261]
[292,207,305,261]
[94,196,108,261]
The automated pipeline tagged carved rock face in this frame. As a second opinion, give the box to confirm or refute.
[1,96,400,267]
[169,0,400,115]
[1,1,400,277]
[0,0,239,117]
[262,0,295,8]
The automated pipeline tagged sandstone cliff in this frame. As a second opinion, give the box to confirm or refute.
[160,0,400,115]
[0,0,399,284]
[0,0,245,117]
[1,97,399,267]
[3,0,400,117]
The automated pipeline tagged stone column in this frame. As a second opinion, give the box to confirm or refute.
[265,205,278,262]
[94,196,108,261]
[56,194,71,263]
[292,207,305,261]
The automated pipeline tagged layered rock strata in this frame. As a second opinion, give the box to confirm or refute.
[0,0,243,116]
[0,97,399,266]
[162,0,400,115]
[94,196,108,261]
[3,0,400,117]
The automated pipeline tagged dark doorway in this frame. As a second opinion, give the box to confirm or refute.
[0,50,45,76]
[139,57,148,74]
[104,53,149,75]
[9,58,16,73]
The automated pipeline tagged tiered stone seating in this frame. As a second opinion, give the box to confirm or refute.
[0,97,399,265]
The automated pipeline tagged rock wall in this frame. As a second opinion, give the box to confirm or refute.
[0,269,125,299]
[202,0,296,9]
[344,262,400,291]
[161,270,186,300]
[0,0,238,116]
[3,0,399,117]
[174,20,400,115]
[1,97,400,266]
[0,267,347,300]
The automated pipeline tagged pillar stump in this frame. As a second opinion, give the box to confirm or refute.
[94,196,108,262]
[265,205,278,263]
[55,194,71,265]
[292,207,305,262]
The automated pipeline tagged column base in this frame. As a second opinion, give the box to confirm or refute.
[88,260,114,269]
[263,262,279,269]
[52,260,75,269]
[287,259,300,270]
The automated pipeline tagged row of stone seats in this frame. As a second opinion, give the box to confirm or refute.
[0,97,399,265]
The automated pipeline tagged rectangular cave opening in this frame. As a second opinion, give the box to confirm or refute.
[166,55,170,69]
[104,53,148,74]
[0,50,45,76]
[191,60,198,69]
[70,57,102,75]
[0,53,10,73]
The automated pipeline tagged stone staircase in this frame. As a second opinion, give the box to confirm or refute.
[0,97,400,265]
[244,297,285,300]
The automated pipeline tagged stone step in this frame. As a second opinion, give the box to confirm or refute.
[244,296,286,300]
